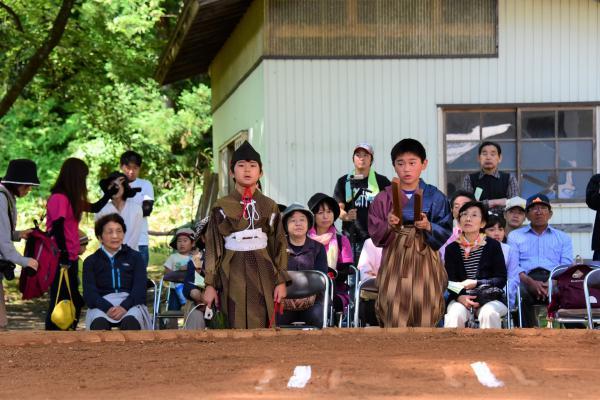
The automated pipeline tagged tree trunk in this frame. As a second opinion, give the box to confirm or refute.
[0,0,77,119]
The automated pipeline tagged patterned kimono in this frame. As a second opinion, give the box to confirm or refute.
[368,180,452,327]
[204,189,290,329]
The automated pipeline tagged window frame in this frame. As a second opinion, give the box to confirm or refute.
[442,105,597,204]
[218,130,249,197]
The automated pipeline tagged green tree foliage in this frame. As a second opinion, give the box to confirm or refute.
[0,0,211,210]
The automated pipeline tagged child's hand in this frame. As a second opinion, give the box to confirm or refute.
[203,285,217,308]
[191,251,202,270]
[414,212,431,232]
[387,212,400,227]
[273,283,287,303]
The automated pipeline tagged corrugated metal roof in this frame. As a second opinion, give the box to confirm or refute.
[156,0,253,85]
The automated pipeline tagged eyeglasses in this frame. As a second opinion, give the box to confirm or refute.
[459,211,482,220]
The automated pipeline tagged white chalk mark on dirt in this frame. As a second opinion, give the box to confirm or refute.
[287,366,312,389]
[254,368,276,391]
[471,362,504,388]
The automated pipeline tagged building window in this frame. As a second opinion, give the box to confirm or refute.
[444,107,595,202]
[218,130,249,196]
[266,0,497,58]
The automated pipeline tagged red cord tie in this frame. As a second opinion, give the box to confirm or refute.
[268,301,283,328]
[241,186,253,219]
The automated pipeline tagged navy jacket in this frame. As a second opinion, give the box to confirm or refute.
[287,237,328,274]
[82,245,147,312]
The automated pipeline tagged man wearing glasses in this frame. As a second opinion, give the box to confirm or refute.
[507,194,573,327]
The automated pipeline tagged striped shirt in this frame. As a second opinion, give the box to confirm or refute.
[507,224,573,275]
[460,246,484,279]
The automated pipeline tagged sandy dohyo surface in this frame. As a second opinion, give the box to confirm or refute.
[0,328,598,399]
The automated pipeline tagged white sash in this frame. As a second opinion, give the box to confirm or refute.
[224,228,268,251]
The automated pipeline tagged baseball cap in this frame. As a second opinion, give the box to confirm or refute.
[525,193,552,211]
[354,142,374,156]
[505,196,526,212]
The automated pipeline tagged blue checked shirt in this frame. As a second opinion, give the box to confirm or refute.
[507,225,573,275]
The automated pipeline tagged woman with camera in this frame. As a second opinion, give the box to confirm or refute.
[0,160,40,329]
[443,201,508,329]
[94,171,143,251]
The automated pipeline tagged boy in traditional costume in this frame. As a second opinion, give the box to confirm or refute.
[203,141,290,329]
[368,139,452,327]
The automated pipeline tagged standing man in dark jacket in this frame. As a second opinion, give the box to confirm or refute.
[462,141,519,215]
[586,174,600,261]
[333,143,390,261]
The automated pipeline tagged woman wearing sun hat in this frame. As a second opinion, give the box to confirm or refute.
[0,159,40,329]
[276,202,328,327]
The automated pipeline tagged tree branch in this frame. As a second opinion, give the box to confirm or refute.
[0,0,77,119]
[0,1,23,32]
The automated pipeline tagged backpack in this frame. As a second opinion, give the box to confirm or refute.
[548,265,600,314]
[19,227,60,300]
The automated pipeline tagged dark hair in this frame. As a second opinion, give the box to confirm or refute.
[390,138,427,163]
[478,141,502,156]
[458,201,488,226]
[2,183,20,197]
[120,150,142,167]
[95,213,127,238]
[449,189,476,208]
[485,213,506,230]
[51,158,89,221]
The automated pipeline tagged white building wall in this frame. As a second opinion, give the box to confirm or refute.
[213,0,600,257]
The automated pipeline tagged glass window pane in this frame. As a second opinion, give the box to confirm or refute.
[446,112,480,141]
[497,141,516,170]
[446,171,467,196]
[557,170,593,200]
[558,140,593,169]
[521,141,555,169]
[482,112,516,140]
[558,110,593,138]
[522,111,555,139]
[446,142,480,169]
[521,170,557,200]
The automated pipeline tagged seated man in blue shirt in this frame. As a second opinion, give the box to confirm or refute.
[507,193,573,328]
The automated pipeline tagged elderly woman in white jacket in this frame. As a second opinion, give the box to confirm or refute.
[0,159,40,329]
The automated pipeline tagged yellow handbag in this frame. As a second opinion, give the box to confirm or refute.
[50,266,76,330]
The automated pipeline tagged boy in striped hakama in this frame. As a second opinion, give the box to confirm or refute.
[368,139,452,327]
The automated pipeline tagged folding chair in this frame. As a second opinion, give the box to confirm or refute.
[548,263,600,328]
[503,283,512,329]
[584,268,600,329]
[502,275,525,329]
[341,265,359,328]
[146,279,158,330]
[278,270,330,330]
[353,277,377,328]
[155,270,188,329]
[510,284,525,328]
